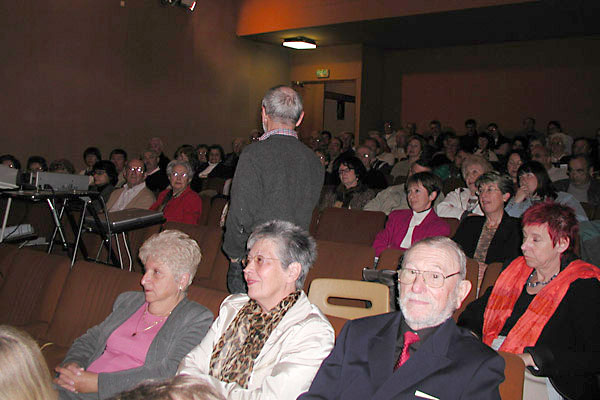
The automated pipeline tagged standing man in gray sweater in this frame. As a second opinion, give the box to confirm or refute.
[223,85,324,293]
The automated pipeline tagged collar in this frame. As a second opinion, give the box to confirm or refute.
[259,128,298,141]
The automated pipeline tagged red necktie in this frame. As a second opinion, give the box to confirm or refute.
[394,331,420,370]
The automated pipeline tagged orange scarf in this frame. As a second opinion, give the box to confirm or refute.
[482,256,600,353]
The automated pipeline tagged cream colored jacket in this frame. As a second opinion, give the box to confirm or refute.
[178,292,334,400]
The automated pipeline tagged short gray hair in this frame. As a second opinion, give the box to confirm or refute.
[138,230,202,288]
[247,220,317,290]
[261,85,303,125]
[461,154,493,178]
[166,159,193,179]
[402,236,467,279]
[476,171,514,198]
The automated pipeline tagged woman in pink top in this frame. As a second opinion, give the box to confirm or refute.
[373,172,450,256]
[54,230,213,399]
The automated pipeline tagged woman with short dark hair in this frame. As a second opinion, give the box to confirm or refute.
[318,156,375,210]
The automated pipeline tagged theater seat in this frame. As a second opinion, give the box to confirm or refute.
[452,257,478,321]
[315,208,386,245]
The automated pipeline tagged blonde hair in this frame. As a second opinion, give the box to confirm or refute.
[0,325,57,400]
[113,375,224,400]
[138,230,202,288]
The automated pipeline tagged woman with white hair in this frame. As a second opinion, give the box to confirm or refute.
[54,230,213,399]
[150,160,203,225]
[179,220,334,400]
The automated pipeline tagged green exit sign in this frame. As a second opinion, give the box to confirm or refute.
[316,69,330,78]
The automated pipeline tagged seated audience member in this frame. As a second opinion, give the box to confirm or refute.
[427,119,443,150]
[110,375,224,400]
[80,147,102,176]
[548,132,572,165]
[572,137,593,157]
[26,155,48,172]
[319,156,375,210]
[149,137,170,171]
[520,116,543,141]
[0,325,57,400]
[150,160,203,225]
[364,159,445,215]
[174,145,202,193]
[433,147,468,181]
[356,144,388,190]
[110,149,128,188]
[365,134,394,172]
[458,202,600,400]
[178,221,335,399]
[390,135,426,179]
[430,132,459,169]
[196,144,209,168]
[553,154,600,206]
[143,149,170,195]
[511,135,528,152]
[106,159,156,212]
[460,118,479,153]
[197,145,231,180]
[339,131,355,158]
[54,230,213,400]
[90,160,118,211]
[530,145,568,182]
[301,237,504,399]
[486,123,511,157]
[453,172,521,290]
[504,149,528,190]
[505,161,588,221]
[436,155,492,219]
[223,138,245,172]
[373,172,449,256]
[319,130,332,150]
[0,154,21,169]
[326,137,343,179]
[49,158,76,174]
[249,128,260,143]
[393,128,408,160]
[546,120,562,136]
[474,132,499,163]
[315,149,336,186]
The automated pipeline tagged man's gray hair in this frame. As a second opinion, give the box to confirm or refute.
[247,220,317,290]
[166,159,193,178]
[402,236,467,279]
[139,230,202,289]
[261,85,303,125]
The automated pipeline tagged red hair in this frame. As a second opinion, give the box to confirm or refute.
[522,200,579,251]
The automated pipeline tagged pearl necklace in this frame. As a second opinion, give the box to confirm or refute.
[132,305,171,337]
[526,270,559,288]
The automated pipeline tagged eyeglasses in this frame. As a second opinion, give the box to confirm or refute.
[242,254,280,268]
[476,186,502,196]
[338,167,354,175]
[398,268,461,288]
[92,170,106,175]
[128,167,144,173]
[170,172,188,178]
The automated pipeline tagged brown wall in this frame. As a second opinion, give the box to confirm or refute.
[382,36,600,137]
[1,0,290,170]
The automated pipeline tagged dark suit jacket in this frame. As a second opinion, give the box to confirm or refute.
[300,313,504,400]
[553,178,600,206]
[452,212,522,266]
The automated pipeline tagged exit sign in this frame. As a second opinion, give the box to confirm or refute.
[316,69,330,78]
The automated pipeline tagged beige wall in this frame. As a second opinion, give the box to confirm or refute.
[382,36,600,137]
[1,0,290,170]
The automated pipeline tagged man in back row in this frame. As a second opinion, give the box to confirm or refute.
[301,236,504,399]
[223,85,324,293]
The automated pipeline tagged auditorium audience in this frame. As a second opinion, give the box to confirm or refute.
[504,149,528,190]
[0,325,57,400]
[530,145,568,182]
[365,134,394,171]
[390,135,426,179]
[319,156,375,210]
[150,160,203,225]
[54,230,212,400]
[26,155,48,172]
[106,159,155,211]
[548,132,571,165]
[430,132,460,169]
[474,132,499,162]
[458,201,600,400]
[149,137,170,171]
[356,144,388,190]
[452,172,521,290]
[372,171,449,256]
[198,145,231,180]
[436,155,492,219]
[460,118,479,152]
[110,149,128,187]
[505,161,588,221]
[178,220,334,400]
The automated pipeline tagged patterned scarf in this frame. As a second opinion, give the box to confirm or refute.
[209,291,301,388]
[482,256,600,353]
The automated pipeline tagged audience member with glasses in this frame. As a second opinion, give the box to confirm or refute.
[178,220,334,399]
[106,159,156,212]
[319,156,375,210]
[452,171,522,293]
[150,160,203,225]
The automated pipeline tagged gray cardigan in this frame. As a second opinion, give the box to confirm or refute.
[58,291,213,400]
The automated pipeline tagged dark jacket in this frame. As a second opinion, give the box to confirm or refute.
[553,178,600,206]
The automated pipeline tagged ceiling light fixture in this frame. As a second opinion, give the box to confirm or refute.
[283,37,317,50]
[160,0,195,12]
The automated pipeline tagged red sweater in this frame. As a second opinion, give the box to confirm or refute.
[150,186,202,225]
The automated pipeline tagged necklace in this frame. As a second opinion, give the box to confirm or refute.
[132,305,171,337]
[526,270,559,288]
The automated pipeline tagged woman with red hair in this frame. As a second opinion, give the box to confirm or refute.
[458,201,600,400]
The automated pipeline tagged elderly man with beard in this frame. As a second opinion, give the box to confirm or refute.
[300,236,504,400]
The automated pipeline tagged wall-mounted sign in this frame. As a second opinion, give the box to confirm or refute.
[316,69,330,78]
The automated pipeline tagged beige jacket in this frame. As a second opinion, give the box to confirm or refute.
[105,184,155,211]
[178,292,334,400]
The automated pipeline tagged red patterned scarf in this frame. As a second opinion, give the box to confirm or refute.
[482,256,600,353]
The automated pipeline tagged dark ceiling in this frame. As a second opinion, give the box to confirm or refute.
[240,1,600,50]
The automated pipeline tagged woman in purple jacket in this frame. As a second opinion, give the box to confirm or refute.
[373,171,450,256]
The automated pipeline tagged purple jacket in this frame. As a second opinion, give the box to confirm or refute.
[373,209,450,256]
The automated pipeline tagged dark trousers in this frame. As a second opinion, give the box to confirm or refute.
[227,259,247,294]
